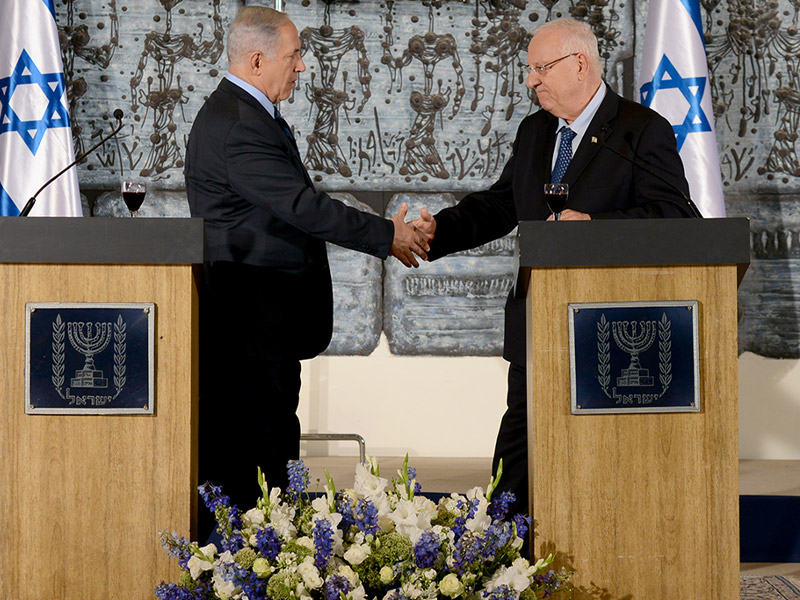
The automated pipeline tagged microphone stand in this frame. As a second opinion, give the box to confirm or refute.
[592,129,704,219]
[19,110,125,217]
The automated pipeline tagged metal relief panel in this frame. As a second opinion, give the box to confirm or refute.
[324,193,383,356]
[59,0,235,187]
[285,0,634,192]
[383,193,515,356]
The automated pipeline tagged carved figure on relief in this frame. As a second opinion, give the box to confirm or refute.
[300,2,372,178]
[59,0,119,156]
[130,0,224,179]
[467,0,531,136]
[382,0,466,180]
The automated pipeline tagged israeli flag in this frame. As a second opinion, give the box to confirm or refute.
[0,0,82,216]
[638,0,726,218]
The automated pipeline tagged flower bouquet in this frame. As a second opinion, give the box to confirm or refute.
[157,457,572,600]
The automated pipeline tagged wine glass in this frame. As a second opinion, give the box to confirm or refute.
[121,181,146,217]
[544,182,568,221]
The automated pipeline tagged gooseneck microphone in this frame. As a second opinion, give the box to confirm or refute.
[591,127,703,219]
[19,109,125,217]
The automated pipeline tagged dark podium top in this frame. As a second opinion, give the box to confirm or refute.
[515,218,751,297]
[0,217,204,264]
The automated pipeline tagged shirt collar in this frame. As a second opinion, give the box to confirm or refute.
[557,82,606,138]
[225,73,277,118]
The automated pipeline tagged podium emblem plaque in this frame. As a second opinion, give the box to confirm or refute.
[25,303,155,415]
[568,300,699,414]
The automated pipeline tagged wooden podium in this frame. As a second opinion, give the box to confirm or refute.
[0,218,203,600]
[517,218,750,600]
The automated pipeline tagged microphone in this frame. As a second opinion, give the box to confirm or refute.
[591,127,703,218]
[19,109,125,217]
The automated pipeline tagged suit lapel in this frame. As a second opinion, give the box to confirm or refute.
[536,115,559,186]
[562,85,621,187]
[219,79,316,190]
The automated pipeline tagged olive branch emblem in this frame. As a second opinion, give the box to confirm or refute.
[52,314,65,399]
[113,315,126,399]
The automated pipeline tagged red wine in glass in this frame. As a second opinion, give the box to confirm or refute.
[121,181,146,217]
[544,183,568,221]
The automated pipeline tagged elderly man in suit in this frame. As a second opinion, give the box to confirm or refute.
[185,6,428,534]
[412,17,695,518]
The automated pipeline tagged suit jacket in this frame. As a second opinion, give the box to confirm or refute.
[185,78,394,359]
[428,85,694,365]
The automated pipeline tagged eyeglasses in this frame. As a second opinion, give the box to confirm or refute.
[523,53,578,76]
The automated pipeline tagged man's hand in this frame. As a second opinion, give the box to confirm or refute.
[390,202,430,268]
[547,209,591,221]
[409,207,436,242]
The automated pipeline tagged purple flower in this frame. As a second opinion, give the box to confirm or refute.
[337,494,357,531]
[513,514,531,541]
[287,460,310,501]
[325,574,351,600]
[482,584,517,600]
[413,530,440,569]
[159,531,194,570]
[313,518,335,570]
[155,582,204,600]
[480,522,514,559]
[453,497,480,541]
[452,532,480,574]
[198,482,230,513]
[353,498,379,536]
[488,491,516,521]
[255,525,282,560]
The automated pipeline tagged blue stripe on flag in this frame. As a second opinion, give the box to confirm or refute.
[42,0,57,20]
[0,183,21,217]
[679,0,705,45]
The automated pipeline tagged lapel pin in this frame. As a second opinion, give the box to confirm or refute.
[591,136,598,144]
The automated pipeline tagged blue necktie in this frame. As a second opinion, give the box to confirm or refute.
[551,127,576,183]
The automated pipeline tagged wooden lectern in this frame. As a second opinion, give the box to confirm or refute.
[0,218,203,600]
[517,218,750,600]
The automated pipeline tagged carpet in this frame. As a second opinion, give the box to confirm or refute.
[741,576,800,599]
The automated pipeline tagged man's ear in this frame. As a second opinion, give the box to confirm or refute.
[249,51,263,74]
[575,52,590,80]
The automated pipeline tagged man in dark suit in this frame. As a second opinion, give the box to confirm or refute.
[412,17,695,517]
[185,6,428,531]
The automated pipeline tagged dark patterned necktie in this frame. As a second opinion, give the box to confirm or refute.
[550,126,576,183]
[273,107,296,142]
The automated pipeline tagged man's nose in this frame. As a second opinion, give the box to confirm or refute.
[297,56,306,72]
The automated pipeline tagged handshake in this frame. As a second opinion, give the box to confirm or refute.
[388,202,437,268]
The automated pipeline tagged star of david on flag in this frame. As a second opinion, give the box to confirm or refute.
[638,0,726,217]
[0,0,82,217]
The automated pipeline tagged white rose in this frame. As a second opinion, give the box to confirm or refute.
[439,573,464,598]
[253,557,271,578]
[244,508,265,526]
[343,543,371,566]
[296,536,315,551]
[337,564,360,587]
[350,584,367,600]
[379,566,394,585]
[297,557,324,589]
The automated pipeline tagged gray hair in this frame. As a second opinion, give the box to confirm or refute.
[534,18,602,72]
[227,6,290,65]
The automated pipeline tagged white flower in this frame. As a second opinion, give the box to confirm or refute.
[270,502,297,539]
[379,566,394,585]
[343,542,371,565]
[354,462,389,497]
[337,564,361,587]
[187,555,214,580]
[244,508,265,526]
[486,557,537,593]
[465,487,491,533]
[412,496,437,523]
[401,580,423,599]
[252,557,271,578]
[439,573,464,598]
[387,499,431,544]
[297,556,324,589]
[350,583,367,600]
[187,543,216,579]
[296,536,315,551]
[212,571,238,600]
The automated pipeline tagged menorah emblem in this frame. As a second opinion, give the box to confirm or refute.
[612,320,657,386]
[67,321,112,388]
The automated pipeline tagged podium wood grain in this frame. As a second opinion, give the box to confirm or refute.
[0,263,199,600]
[526,264,739,600]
